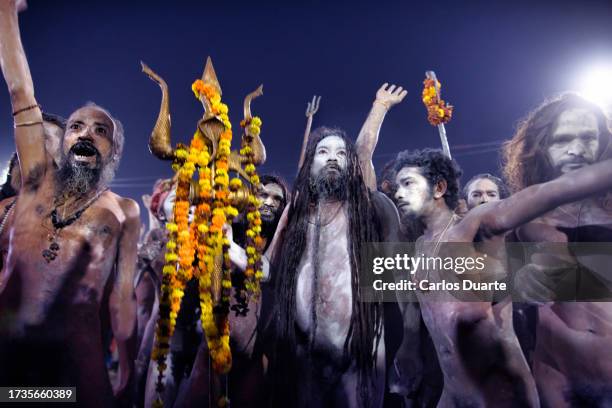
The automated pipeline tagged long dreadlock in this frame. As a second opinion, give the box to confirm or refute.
[268,127,383,406]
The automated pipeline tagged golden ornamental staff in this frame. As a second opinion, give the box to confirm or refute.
[422,70,453,158]
[142,57,266,408]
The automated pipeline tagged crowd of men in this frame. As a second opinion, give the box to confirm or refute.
[1,1,612,407]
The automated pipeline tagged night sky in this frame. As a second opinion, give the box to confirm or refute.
[2,0,612,225]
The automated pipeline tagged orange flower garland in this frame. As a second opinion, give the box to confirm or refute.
[152,139,200,407]
[422,78,453,126]
[153,77,264,406]
[192,79,240,374]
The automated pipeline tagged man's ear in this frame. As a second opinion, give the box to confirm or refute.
[380,180,392,194]
[433,179,448,199]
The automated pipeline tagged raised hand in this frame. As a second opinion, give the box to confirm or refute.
[375,83,407,110]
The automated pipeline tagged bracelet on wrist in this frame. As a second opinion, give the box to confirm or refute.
[12,103,41,117]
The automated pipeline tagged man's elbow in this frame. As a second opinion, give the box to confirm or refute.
[355,140,374,159]
[9,83,35,105]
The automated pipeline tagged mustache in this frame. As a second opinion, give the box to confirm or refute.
[260,204,275,213]
[323,162,341,172]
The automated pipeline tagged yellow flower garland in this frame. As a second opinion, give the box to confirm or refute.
[192,80,240,374]
[239,117,265,298]
[152,138,201,407]
[153,78,264,406]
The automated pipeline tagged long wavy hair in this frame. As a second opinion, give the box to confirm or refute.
[502,93,611,192]
[268,126,383,405]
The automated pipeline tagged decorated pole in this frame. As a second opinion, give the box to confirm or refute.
[142,57,267,408]
[422,71,453,158]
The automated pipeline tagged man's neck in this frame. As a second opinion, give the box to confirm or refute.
[422,202,454,239]
[53,185,105,212]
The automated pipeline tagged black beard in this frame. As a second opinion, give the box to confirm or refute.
[310,165,348,201]
[399,213,427,241]
[56,148,103,196]
[260,204,280,225]
[261,214,280,241]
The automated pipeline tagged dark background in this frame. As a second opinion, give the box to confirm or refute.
[2,0,612,226]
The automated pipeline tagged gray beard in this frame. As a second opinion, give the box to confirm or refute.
[56,158,103,196]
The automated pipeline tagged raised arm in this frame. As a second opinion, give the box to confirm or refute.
[298,95,321,171]
[355,83,407,190]
[0,0,47,189]
[462,158,612,237]
[109,198,141,402]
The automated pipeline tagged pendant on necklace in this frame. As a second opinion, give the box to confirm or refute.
[42,232,60,263]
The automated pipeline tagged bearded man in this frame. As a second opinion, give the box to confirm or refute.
[0,2,140,406]
[224,175,289,408]
[502,93,612,406]
[252,127,401,408]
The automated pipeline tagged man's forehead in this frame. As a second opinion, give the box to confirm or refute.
[262,182,284,196]
[68,106,114,128]
[469,178,498,193]
[553,109,598,134]
[396,166,424,179]
[316,135,345,149]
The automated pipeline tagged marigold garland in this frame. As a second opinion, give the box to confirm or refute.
[238,117,264,303]
[152,136,201,407]
[422,78,453,126]
[153,77,264,406]
[192,79,242,375]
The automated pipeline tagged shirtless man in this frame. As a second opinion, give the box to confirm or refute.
[389,147,612,406]
[502,93,612,406]
[355,84,445,407]
[169,175,290,407]
[0,1,140,406]
[255,127,401,407]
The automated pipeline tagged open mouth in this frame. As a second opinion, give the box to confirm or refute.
[260,207,273,215]
[70,142,98,162]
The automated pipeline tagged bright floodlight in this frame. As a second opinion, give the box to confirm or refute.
[577,64,612,110]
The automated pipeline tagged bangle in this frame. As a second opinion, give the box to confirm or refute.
[14,120,43,128]
[373,100,390,110]
[12,103,41,116]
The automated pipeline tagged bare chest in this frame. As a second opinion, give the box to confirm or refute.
[1,194,121,327]
[295,207,353,350]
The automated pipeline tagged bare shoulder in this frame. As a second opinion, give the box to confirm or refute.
[118,196,140,220]
[370,190,398,217]
[99,191,140,227]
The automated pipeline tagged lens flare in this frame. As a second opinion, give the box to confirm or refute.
[577,64,612,113]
